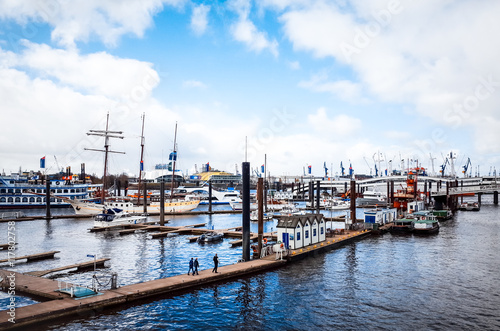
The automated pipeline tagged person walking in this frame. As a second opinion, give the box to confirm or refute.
[212,253,219,273]
[193,258,199,275]
[188,257,194,275]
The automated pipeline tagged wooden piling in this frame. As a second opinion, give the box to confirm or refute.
[160,181,165,226]
[316,180,320,213]
[45,180,51,219]
[143,182,148,214]
[242,161,251,261]
[257,178,264,257]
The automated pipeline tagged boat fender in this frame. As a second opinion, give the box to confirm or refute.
[280,243,284,249]
[56,181,60,185]
[422,216,426,220]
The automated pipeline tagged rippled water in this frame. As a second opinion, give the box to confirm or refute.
[1,199,499,330]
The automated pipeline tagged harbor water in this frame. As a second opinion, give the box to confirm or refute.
[1,199,499,330]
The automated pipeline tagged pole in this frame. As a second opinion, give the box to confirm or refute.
[257,177,264,257]
[316,180,320,213]
[45,180,51,219]
[350,180,356,226]
[208,180,213,214]
[138,113,145,205]
[242,162,250,261]
[160,181,165,226]
[143,182,147,214]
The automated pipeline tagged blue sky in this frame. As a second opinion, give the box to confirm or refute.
[1,0,499,178]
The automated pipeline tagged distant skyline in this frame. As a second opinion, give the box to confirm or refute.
[1,1,499,178]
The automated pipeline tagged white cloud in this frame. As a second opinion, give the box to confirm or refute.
[0,0,186,48]
[307,108,362,137]
[190,4,210,36]
[299,72,361,100]
[182,80,207,89]
[279,1,500,156]
[287,60,300,70]
[229,0,279,57]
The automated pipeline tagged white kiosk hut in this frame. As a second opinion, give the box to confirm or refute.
[276,214,325,250]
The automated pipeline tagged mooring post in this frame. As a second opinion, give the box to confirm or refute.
[257,177,264,257]
[494,191,498,205]
[461,180,464,204]
[208,180,213,214]
[242,162,251,261]
[143,182,147,214]
[45,180,51,219]
[350,180,356,227]
[160,181,165,226]
[309,181,314,209]
[316,180,320,213]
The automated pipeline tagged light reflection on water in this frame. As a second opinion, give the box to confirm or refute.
[1,200,499,330]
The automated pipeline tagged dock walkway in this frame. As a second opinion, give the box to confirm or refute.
[26,258,110,277]
[0,229,371,330]
[0,251,60,264]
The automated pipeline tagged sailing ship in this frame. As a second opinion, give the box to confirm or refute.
[67,116,199,215]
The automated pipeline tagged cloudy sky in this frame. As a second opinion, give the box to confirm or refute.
[1,0,499,178]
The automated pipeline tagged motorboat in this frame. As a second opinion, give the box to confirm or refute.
[197,232,224,243]
[459,202,480,211]
[93,208,147,228]
[413,219,439,234]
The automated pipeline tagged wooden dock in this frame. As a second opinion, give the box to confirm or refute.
[26,258,110,277]
[0,229,371,330]
[0,251,60,264]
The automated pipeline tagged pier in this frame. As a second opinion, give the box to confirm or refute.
[0,229,369,330]
[26,258,110,277]
[0,251,60,264]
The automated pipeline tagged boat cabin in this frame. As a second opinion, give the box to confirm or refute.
[276,214,325,250]
[364,208,397,226]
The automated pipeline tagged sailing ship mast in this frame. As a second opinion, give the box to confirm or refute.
[170,122,178,201]
[85,112,124,204]
[137,113,145,204]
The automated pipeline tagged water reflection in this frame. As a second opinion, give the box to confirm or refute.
[44,219,53,239]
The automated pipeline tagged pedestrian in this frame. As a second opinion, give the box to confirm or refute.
[193,258,199,275]
[188,257,194,275]
[212,253,219,273]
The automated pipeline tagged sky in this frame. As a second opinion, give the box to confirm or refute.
[1,0,500,179]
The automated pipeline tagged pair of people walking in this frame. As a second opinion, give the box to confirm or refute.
[187,254,219,275]
[188,257,199,275]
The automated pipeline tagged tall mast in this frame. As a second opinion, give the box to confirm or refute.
[170,122,178,201]
[137,113,145,204]
[85,112,124,204]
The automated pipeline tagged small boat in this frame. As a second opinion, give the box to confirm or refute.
[197,232,223,243]
[459,202,480,211]
[93,208,147,228]
[390,218,415,233]
[250,210,274,221]
[325,199,350,210]
[432,209,453,221]
[413,219,439,234]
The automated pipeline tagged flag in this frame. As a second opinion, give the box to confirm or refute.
[261,164,265,173]
[140,160,144,171]
[308,165,312,174]
[40,156,45,169]
[169,152,177,161]
[206,162,210,172]
[349,163,353,176]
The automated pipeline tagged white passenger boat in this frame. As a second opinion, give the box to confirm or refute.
[93,208,147,228]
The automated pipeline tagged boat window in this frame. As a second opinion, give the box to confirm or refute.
[64,189,68,193]
[37,197,42,202]
[29,197,35,202]
[37,189,42,193]
[50,198,55,202]
[22,197,28,202]
[8,198,13,203]
[15,189,21,193]
[8,189,13,193]
[15,197,20,202]
[0,198,5,203]
[0,189,5,193]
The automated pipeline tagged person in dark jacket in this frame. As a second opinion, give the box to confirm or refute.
[193,258,199,275]
[212,253,219,273]
[188,257,194,275]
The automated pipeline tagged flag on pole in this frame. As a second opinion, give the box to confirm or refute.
[40,156,45,169]
[308,165,312,174]
[349,163,353,176]
[140,160,144,171]
[261,164,265,173]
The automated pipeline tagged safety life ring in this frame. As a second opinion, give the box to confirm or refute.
[422,216,426,220]
[76,206,81,211]
[280,243,284,248]
[263,238,268,244]
[56,181,60,185]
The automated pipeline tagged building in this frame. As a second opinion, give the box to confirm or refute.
[276,214,326,250]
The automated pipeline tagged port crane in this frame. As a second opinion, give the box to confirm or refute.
[440,156,449,177]
[462,158,471,177]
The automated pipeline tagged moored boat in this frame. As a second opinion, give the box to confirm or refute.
[197,232,223,243]
[413,219,439,234]
[432,209,453,221]
[390,218,415,233]
[459,202,480,211]
[93,208,147,228]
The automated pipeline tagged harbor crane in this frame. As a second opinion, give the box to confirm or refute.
[340,162,345,176]
[323,162,328,178]
[440,155,449,177]
[363,157,372,176]
[462,158,471,177]
[429,153,436,176]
